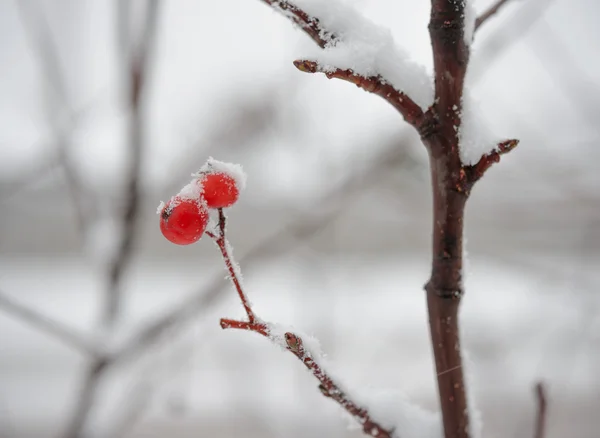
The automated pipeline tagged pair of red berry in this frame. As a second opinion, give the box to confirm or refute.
[159,171,239,245]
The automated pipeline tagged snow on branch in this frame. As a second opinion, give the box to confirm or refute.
[261,0,432,123]
[260,0,336,48]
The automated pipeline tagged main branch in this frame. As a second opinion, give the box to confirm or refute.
[425,1,472,438]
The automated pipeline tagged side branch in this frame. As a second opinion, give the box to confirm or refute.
[221,319,393,438]
[213,212,392,438]
[463,139,519,186]
[259,0,335,48]
[475,0,515,33]
[294,60,424,127]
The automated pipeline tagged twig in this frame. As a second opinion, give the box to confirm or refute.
[463,139,519,187]
[474,0,515,32]
[207,209,256,322]
[259,0,336,48]
[211,213,392,438]
[294,60,425,127]
[533,382,547,438]
[0,289,99,357]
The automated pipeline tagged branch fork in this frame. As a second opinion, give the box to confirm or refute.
[210,209,393,438]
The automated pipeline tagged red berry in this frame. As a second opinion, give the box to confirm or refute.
[199,172,239,208]
[160,197,209,245]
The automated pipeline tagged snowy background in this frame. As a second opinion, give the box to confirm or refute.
[1,0,600,437]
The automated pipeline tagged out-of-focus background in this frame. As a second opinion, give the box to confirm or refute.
[1,0,599,437]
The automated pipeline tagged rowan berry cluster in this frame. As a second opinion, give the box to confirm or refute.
[158,159,243,245]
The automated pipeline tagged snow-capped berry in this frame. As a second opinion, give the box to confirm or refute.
[199,172,239,208]
[159,197,209,245]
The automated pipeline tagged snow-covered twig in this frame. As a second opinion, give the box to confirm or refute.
[534,382,548,438]
[212,213,393,438]
[294,60,424,126]
[259,0,336,48]
[474,0,517,32]
[0,289,99,357]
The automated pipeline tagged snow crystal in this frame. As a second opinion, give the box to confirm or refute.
[194,157,247,191]
[156,201,165,215]
[344,387,442,438]
[177,180,203,201]
[294,0,433,109]
[457,92,501,165]
[463,0,476,46]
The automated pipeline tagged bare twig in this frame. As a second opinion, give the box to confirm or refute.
[475,0,516,32]
[294,60,425,126]
[259,0,336,48]
[212,213,392,438]
[534,382,547,438]
[463,139,519,187]
[0,289,98,356]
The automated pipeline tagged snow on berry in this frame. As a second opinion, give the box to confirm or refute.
[193,157,247,192]
[159,197,209,245]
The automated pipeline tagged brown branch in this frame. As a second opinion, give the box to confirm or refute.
[0,289,99,357]
[211,209,257,323]
[294,60,425,127]
[534,382,548,438]
[475,0,515,32]
[425,2,473,438]
[259,0,336,48]
[220,319,393,437]
[463,139,519,186]
[212,211,392,438]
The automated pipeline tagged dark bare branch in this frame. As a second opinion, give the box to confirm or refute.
[0,289,98,356]
[534,382,548,438]
[294,60,425,127]
[475,0,515,32]
[259,0,336,48]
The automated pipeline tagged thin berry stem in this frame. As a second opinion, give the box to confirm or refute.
[209,209,256,323]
